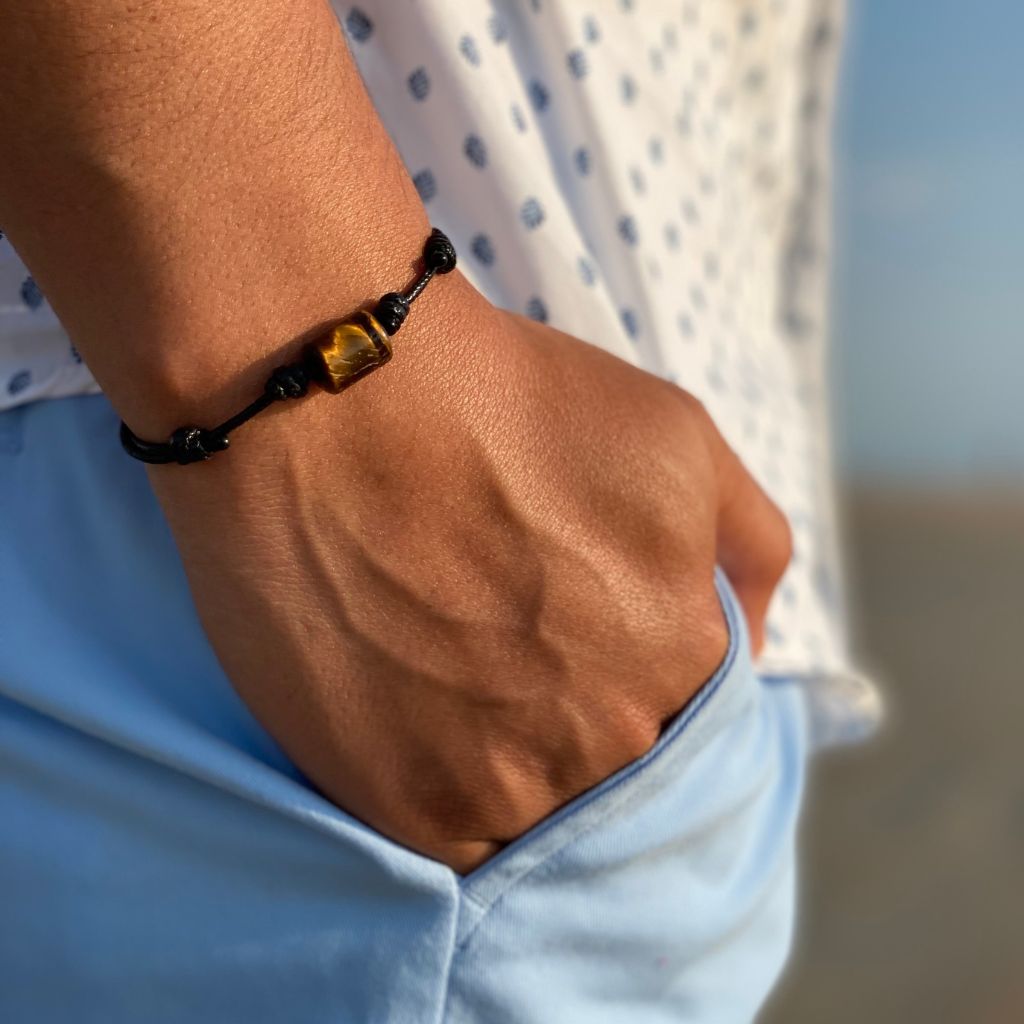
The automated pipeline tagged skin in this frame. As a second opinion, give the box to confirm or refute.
[0,0,792,874]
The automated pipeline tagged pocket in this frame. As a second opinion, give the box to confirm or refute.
[454,565,757,911]
[444,568,809,1024]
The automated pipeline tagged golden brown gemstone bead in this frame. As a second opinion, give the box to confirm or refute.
[305,310,393,394]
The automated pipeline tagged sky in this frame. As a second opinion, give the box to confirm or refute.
[830,0,1024,481]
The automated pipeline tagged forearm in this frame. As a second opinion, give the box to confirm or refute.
[0,0,489,437]
[0,2,790,873]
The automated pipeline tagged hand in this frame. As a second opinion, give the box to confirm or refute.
[145,283,792,874]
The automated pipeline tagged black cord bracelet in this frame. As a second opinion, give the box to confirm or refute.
[119,227,457,466]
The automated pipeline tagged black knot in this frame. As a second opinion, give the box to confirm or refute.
[265,363,311,401]
[170,426,229,465]
[423,228,457,274]
[373,292,411,335]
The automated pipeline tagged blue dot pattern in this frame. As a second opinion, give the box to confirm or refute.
[527,78,549,113]
[0,0,874,732]
[488,14,508,45]
[519,197,545,230]
[617,215,638,246]
[412,168,436,202]
[344,7,373,43]
[463,134,487,168]
[620,308,639,339]
[458,34,480,67]
[577,256,596,286]
[470,234,495,266]
[407,67,430,101]
[525,296,548,322]
[566,49,588,79]
[19,277,43,311]
[6,368,31,395]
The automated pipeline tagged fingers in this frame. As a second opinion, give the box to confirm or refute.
[691,400,793,656]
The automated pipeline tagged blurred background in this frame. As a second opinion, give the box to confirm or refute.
[766,1,1024,1021]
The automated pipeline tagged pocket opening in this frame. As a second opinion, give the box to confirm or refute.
[455,566,746,901]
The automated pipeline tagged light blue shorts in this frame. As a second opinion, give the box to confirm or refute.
[0,394,810,1023]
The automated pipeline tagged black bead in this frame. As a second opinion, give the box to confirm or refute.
[373,292,411,335]
[170,426,229,465]
[424,228,457,274]
[265,363,310,400]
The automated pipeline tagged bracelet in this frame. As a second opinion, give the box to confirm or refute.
[119,227,457,466]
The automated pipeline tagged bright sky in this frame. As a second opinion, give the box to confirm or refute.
[831,0,1024,481]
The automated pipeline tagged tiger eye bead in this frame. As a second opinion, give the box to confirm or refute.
[304,310,393,394]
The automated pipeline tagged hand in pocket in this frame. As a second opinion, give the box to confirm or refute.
[146,294,792,874]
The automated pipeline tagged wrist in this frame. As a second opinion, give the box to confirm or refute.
[0,0,495,439]
[118,227,474,463]
[120,254,497,445]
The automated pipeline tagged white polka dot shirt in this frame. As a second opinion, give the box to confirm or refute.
[0,0,881,743]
